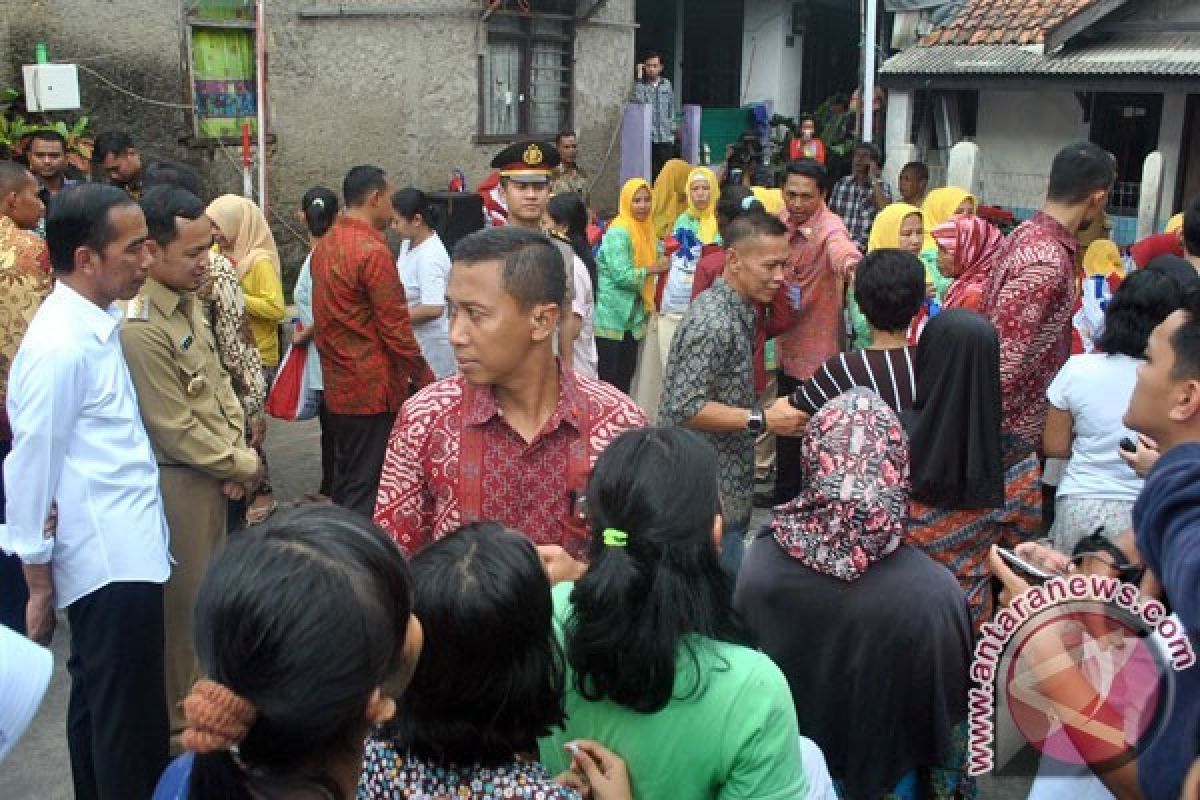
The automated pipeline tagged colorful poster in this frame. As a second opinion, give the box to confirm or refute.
[191,27,257,138]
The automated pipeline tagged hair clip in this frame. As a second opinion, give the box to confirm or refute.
[310,197,324,209]
[741,196,759,211]
[602,528,629,548]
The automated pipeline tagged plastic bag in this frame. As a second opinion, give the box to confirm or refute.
[660,228,704,314]
[265,341,320,421]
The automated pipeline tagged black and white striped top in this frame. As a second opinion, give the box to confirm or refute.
[789,347,917,416]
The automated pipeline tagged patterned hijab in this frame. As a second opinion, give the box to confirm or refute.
[651,159,692,239]
[866,202,923,253]
[206,194,281,279]
[933,215,1004,310]
[772,389,910,581]
[684,167,721,244]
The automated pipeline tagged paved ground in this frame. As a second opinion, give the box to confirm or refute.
[0,417,1033,798]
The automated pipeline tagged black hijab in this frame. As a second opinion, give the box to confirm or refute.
[902,308,1005,509]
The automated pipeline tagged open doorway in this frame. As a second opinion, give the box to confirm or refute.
[1177,94,1200,211]
[635,0,745,108]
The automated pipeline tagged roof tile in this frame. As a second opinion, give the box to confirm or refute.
[919,0,1104,47]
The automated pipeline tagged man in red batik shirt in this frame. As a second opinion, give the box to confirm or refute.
[980,141,1114,461]
[373,227,645,583]
[312,165,432,516]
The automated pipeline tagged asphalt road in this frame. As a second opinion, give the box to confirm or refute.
[0,417,1033,799]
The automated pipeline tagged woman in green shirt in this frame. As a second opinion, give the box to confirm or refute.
[539,427,808,800]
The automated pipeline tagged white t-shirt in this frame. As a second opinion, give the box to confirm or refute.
[397,233,456,379]
[571,254,598,379]
[1046,353,1142,502]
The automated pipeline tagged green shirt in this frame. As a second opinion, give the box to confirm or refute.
[594,227,658,341]
[539,582,807,800]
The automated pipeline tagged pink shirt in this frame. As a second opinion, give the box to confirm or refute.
[776,204,861,380]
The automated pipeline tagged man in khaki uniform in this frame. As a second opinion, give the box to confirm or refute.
[120,186,262,739]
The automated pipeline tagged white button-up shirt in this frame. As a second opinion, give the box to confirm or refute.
[2,282,170,607]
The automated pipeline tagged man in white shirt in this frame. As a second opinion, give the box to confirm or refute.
[1,184,170,800]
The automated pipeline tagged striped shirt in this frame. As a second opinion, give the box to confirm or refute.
[789,347,916,415]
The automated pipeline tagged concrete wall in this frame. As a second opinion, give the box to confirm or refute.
[4,0,635,274]
[740,0,803,119]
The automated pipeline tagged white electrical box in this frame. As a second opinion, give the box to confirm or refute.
[22,64,81,112]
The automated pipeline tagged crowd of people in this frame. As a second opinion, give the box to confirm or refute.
[0,90,1198,800]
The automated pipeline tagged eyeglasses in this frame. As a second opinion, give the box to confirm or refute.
[1071,529,1145,586]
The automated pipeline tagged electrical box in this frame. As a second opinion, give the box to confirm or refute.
[22,64,81,112]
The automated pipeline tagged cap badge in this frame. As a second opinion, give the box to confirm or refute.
[524,144,544,166]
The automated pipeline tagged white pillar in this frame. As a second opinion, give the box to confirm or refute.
[947,141,982,199]
[862,0,878,142]
[883,89,914,188]
[1138,151,1165,241]
[1159,92,1187,225]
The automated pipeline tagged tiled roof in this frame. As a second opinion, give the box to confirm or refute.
[880,32,1200,77]
[921,0,1097,46]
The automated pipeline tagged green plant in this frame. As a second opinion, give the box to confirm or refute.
[0,88,94,173]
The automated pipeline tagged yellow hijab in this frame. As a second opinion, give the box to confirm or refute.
[751,186,785,215]
[921,187,977,250]
[867,203,923,253]
[684,167,721,244]
[1083,239,1125,278]
[651,159,692,239]
[206,194,281,279]
[610,178,659,311]
[1166,213,1184,234]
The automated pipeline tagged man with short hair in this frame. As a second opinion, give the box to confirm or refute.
[2,184,170,799]
[633,50,676,180]
[374,227,646,581]
[660,211,807,573]
[0,162,50,633]
[827,141,893,251]
[773,158,862,503]
[897,161,929,207]
[1182,195,1200,274]
[981,141,1115,457]
[492,140,580,369]
[312,165,432,516]
[91,131,143,195]
[551,131,590,199]
[27,128,78,208]
[120,185,263,740]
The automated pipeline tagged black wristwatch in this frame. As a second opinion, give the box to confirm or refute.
[746,406,766,434]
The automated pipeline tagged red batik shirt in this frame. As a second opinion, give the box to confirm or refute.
[980,211,1079,454]
[311,216,432,415]
[373,367,647,558]
[0,216,52,440]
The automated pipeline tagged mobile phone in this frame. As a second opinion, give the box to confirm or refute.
[998,548,1058,585]
[1119,437,1137,454]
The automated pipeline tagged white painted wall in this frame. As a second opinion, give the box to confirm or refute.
[740,0,803,119]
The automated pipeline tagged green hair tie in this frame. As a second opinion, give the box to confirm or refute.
[602,528,629,548]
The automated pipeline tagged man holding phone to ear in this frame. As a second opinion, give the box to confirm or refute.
[632,50,676,181]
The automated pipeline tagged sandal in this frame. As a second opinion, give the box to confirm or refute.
[245,495,279,526]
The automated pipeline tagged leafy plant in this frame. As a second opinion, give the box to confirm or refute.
[0,88,94,174]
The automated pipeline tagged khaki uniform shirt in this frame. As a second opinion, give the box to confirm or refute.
[120,277,258,482]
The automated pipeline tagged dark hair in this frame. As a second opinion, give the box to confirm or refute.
[785,158,827,193]
[900,161,929,182]
[1096,269,1181,359]
[391,187,440,229]
[566,427,746,713]
[724,207,787,248]
[45,184,137,273]
[141,160,204,198]
[188,506,414,800]
[547,191,597,290]
[0,161,33,197]
[1146,254,1199,290]
[1183,195,1200,257]
[855,249,926,332]
[139,186,206,247]
[388,523,565,765]
[91,130,134,164]
[555,131,576,144]
[641,50,664,65]
[1046,141,1116,204]
[853,140,882,165]
[715,185,757,234]
[343,165,387,208]
[1168,286,1200,380]
[452,226,566,308]
[301,186,339,238]
[28,129,66,151]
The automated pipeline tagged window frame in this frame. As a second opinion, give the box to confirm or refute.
[182,2,268,145]
[476,11,576,144]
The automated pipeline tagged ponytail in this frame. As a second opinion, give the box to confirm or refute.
[391,187,439,231]
[301,187,338,238]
